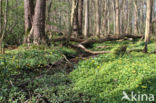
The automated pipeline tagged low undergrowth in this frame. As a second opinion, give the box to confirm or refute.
[69,40,156,103]
[0,40,156,103]
[70,53,156,102]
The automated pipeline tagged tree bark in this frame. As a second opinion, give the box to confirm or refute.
[72,0,83,37]
[84,0,89,38]
[68,0,78,40]
[95,0,100,36]
[23,0,34,43]
[33,0,47,45]
[144,0,153,53]
[133,0,139,35]
[115,0,120,35]
[0,0,8,54]
[72,0,79,37]
[78,0,83,36]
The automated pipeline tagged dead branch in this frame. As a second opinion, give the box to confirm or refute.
[71,44,110,55]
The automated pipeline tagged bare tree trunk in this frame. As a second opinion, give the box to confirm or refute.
[33,0,47,45]
[115,0,120,35]
[84,0,89,38]
[144,0,153,53]
[68,0,77,40]
[23,0,34,43]
[112,0,116,34]
[0,0,2,35]
[134,0,138,35]
[95,0,100,36]
[104,0,108,35]
[0,0,8,54]
[107,9,110,34]
[78,0,83,36]
[72,0,79,37]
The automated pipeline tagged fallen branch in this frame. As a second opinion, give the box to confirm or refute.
[71,44,110,55]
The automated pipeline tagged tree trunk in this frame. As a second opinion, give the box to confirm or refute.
[144,0,153,53]
[78,0,83,36]
[72,0,79,37]
[68,0,77,40]
[134,0,138,35]
[23,0,34,43]
[0,0,8,54]
[33,0,47,45]
[72,0,83,38]
[84,0,89,38]
[95,0,100,36]
[115,0,120,35]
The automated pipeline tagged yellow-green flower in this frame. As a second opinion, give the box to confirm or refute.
[141,86,147,89]
[97,66,100,69]
[132,70,136,73]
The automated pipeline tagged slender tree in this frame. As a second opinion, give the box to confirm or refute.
[115,0,120,35]
[84,0,89,38]
[0,0,8,54]
[144,0,153,53]
[133,0,139,35]
[95,0,100,36]
[78,0,83,36]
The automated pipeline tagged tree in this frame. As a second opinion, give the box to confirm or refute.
[115,0,120,35]
[72,0,83,37]
[133,0,139,35]
[0,0,8,54]
[68,0,78,39]
[72,0,79,37]
[23,0,34,43]
[24,0,48,45]
[78,0,83,36]
[33,0,47,45]
[84,0,89,38]
[95,0,100,36]
[144,0,153,53]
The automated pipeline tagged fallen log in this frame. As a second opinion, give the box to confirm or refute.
[53,34,142,45]
[81,34,142,46]
[52,36,84,42]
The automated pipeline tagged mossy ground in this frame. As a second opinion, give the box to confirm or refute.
[0,40,156,103]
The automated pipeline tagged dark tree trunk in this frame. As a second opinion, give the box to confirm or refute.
[72,0,83,38]
[72,1,79,37]
[33,0,47,45]
[78,0,83,35]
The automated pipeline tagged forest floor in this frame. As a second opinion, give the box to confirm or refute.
[0,39,156,103]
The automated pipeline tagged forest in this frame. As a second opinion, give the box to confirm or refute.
[0,0,156,103]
